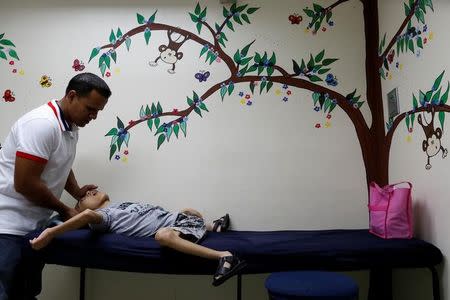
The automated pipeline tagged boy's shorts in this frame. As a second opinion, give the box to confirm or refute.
[170,213,207,243]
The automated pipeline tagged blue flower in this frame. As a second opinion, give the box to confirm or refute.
[261,77,267,82]
[314,106,320,112]
[328,21,334,26]
[239,91,244,97]
[246,101,252,106]
[423,25,428,32]
[115,155,120,160]
[283,84,288,89]
[283,97,288,102]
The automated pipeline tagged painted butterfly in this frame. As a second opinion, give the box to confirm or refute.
[2,90,15,102]
[325,73,338,87]
[194,70,210,82]
[72,59,85,72]
[40,75,52,88]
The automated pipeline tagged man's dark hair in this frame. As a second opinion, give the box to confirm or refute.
[65,72,112,99]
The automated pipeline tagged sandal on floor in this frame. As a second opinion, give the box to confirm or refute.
[212,214,230,232]
[212,255,247,286]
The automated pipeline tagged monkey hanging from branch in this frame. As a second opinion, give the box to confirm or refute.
[417,105,448,170]
[149,29,190,74]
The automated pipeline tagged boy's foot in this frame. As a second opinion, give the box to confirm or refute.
[212,214,230,232]
[212,255,247,286]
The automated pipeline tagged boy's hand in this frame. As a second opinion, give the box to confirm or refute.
[29,228,55,250]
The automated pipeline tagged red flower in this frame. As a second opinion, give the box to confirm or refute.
[322,27,326,32]
[408,128,413,133]
[424,38,427,44]
[326,114,332,119]
[12,69,17,73]
[315,123,321,128]
[286,90,292,95]
[245,94,251,99]
[124,150,129,155]
[105,72,111,77]
[9,61,14,65]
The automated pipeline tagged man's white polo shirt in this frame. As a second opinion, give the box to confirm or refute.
[0,100,78,236]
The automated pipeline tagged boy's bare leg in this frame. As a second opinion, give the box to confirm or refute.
[155,228,231,260]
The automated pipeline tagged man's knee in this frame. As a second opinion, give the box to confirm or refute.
[155,228,179,246]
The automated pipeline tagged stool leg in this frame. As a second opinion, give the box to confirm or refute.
[237,274,242,300]
[368,268,392,300]
[429,266,441,300]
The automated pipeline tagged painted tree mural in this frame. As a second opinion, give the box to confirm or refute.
[90,0,445,187]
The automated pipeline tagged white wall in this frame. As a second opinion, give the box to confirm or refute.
[2,0,439,299]
[379,0,449,299]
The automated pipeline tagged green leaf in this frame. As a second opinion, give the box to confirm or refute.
[157,102,163,114]
[406,114,410,129]
[439,111,445,129]
[117,136,124,151]
[137,13,146,24]
[199,45,208,57]
[155,124,165,135]
[246,7,259,14]
[233,14,243,25]
[109,29,116,44]
[257,65,264,75]
[105,128,118,136]
[117,28,123,38]
[8,49,19,60]
[293,60,301,75]
[100,63,107,77]
[199,7,207,19]
[307,54,314,70]
[157,134,166,150]
[425,90,433,102]
[250,81,255,94]
[322,58,338,66]
[125,38,132,51]
[193,91,199,101]
[236,4,248,12]
[189,13,199,22]
[419,90,426,104]
[247,64,257,73]
[241,40,254,57]
[269,52,276,65]
[199,102,209,112]
[346,89,357,100]
[259,81,267,94]
[227,20,235,31]
[241,14,250,24]
[303,8,315,18]
[180,121,187,137]
[417,36,423,49]
[124,132,130,147]
[0,50,6,60]
[145,105,151,116]
[166,126,173,142]
[433,71,445,92]
[413,94,419,109]
[151,103,157,115]
[104,55,111,69]
[318,68,331,75]
[187,97,194,106]
[144,29,151,45]
[424,0,433,11]
[0,33,4,39]
[195,3,201,15]
[196,22,202,34]
[147,119,153,131]
[173,123,180,138]
[194,107,202,117]
[315,50,325,63]
[309,75,322,82]
[0,39,15,47]
[111,51,117,63]
[223,7,230,18]
[266,81,273,92]
[117,117,124,129]
[228,82,235,95]
[154,117,160,129]
[441,83,449,104]
[411,113,415,127]
[139,105,145,118]
[148,10,156,24]
[431,87,441,104]
[233,49,241,64]
[417,9,425,23]
[408,39,414,53]
[267,66,274,76]
[220,86,227,100]
[109,144,117,160]
[313,3,323,12]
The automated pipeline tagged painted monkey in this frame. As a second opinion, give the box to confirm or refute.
[417,106,448,170]
[149,29,190,74]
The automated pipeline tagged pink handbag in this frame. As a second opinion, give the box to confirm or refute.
[368,181,413,239]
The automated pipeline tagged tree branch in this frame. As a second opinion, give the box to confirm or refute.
[326,0,350,12]
[386,104,450,150]
[379,0,419,67]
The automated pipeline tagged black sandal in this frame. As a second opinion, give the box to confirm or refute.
[212,255,247,286]
[212,214,230,232]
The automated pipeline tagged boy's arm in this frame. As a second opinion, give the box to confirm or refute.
[30,209,103,250]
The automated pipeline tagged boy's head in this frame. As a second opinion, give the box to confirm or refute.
[75,190,110,212]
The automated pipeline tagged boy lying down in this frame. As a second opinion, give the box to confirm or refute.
[30,190,246,286]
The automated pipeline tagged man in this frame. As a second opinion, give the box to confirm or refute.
[0,73,111,300]
[30,189,246,286]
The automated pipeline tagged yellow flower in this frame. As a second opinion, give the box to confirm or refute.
[18,69,25,76]
[388,74,392,80]
[121,156,128,162]
[304,28,310,33]
[275,89,281,96]
[429,32,434,40]
[114,67,121,74]
[240,99,245,105]
[399,64,403,70]
[325,121,331,128]
[405,135,412,143]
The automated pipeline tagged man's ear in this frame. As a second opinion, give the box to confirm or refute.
[66,90,77,103]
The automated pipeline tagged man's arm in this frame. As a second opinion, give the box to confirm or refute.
[64,169,97,201]
[14,156,77,220]
[29,209,103,250]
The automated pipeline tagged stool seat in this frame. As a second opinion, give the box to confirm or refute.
[265,271,358,300]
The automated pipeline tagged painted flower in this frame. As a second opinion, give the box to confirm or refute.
[322,27,326,32]
[283,84,288,89]
[239,91,244,97]
[408,128,413,133]
[315,123,321,128]
[12,69,17,73]
[405,135,412,143]
[286,90,292,95]
[106,72,111,77]
[240,99,245,105]
[246,101,252,106]
[424,38,427,44]
[325,121,331,128]
[216,57,222,63]
[282,97,288,102]
[275,89,282,96]
[121,156,128,162]
[429,32,433,40]
[314,106,320,112]
[9,61,14,65]
[115,155,120,160]
[124,150,129,155]
[423,24,428,32]
[328,21,334,26]
[245,94,251,99]
[261,77,267,82]
[326,114,332,119]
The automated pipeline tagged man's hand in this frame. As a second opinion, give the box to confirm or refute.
[30,228,55,250]
[60,207,79,221]
[75,184,98,201]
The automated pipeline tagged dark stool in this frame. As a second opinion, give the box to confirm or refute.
[265,271,359,300]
